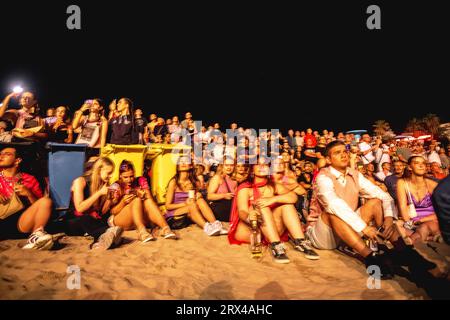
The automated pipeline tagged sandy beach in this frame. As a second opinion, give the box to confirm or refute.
[1,224,449,300]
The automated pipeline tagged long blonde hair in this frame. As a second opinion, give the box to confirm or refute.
[83,157,115,210]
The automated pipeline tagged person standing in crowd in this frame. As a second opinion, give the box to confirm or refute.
[349,145,361,170]
[304,128,316,148]
[133,108,147,145]
[286,129,296,149]
[438,147,449,170]
[375,162,392,182]
[108,98,139,145]
[72,99,108,148]
[207,157,238,222]
[0,147,54,250]
[44,108,56,127]
[48,106,73,144]
[107,161,177,242]
[384,160,406,203]
[181,112,193,129]
[165,156,227,235]
[396,156,442,244]
[0,91,48,142]
[396,140,412,163]
[427,143,442,167]
[144,114,158,143]
[303,138,319,165]
[0,121,13,142]
[294,130,303,148]
[358,134,378,165]
[430,162,447,181]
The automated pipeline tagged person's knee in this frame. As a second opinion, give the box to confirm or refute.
[38,197,52,209]
[367,198,382,210]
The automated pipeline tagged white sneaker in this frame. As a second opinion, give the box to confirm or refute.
[213,220,228,235]
[203,222,221,236]
[92,226,123,250]
[23,230,54,250]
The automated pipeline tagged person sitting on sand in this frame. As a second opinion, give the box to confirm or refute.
[207,157,238,222]
[233,162,250,186]
[0,147,54,250]
[305,141,439,279]
[396,156,442,244]
[270,157,320,260]
[228,157,319,264]
[107,161,177,242]
[62,157,123,250]
[165,156,228,235]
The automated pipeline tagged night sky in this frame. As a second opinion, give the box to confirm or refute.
[1,1,448,134]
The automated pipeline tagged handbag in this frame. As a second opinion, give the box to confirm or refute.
[0,192,25,220]
[404,181,417,219]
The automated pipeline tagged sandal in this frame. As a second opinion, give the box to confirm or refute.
[394,220,414,246]
[161,226,178,240]
[138,228,155,243]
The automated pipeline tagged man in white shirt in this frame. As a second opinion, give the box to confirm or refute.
[375,162,392,182]
[306,141,399,278]
[358,134,378,164]
[307,141,438,279]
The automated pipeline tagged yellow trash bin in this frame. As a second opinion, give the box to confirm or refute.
[100,144,147,183]
[146,143,192,206]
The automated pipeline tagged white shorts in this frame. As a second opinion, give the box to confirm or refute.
[306,208,362,250]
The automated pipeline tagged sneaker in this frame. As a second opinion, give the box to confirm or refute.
[291,238,320,260]
[203,222,221,236]
[270,242,290,264]
[138,228,155,243]
[23,230,54,250]
[364,252,394,280]
[213,220,228,235]
[92,226,123,250]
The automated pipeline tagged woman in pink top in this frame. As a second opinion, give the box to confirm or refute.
[207,157,238,222]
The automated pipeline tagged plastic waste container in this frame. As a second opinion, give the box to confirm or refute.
[101,144,147,182]
[47,143,87,216]
[146,143,192,206]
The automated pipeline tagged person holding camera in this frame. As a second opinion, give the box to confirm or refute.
[72,99,108,148]
[106,161,177,242]
[0,91,48,142]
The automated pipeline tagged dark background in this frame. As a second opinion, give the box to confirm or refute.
[0,1,448,134]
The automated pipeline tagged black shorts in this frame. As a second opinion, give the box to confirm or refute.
[166,215,192,230]
[0,210,27,240]
[210,200,232,222]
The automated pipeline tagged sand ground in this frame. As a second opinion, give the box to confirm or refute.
[1,224,449,300]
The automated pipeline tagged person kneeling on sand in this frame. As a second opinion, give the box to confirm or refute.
[165,156,228,236]
[106,160,177,242]
[60,157,123,250]
[228,157,319,264]
[306,141,439,279]
[0,147,54,250]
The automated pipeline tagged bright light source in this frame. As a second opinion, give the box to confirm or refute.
[13,86,24,94]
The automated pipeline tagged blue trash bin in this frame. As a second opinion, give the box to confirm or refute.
[47,143,87,217]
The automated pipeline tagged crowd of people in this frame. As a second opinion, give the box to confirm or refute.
[1,90,450,282]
